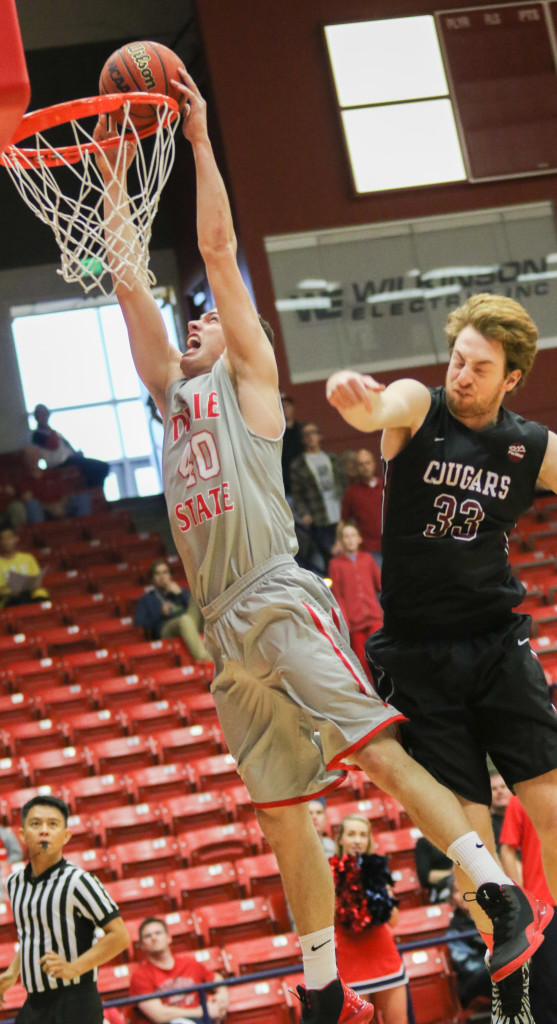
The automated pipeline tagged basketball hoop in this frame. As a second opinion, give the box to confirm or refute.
[0,92,181,296]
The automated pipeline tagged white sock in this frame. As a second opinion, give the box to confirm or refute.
[299,926,337,991]
[447,831,514,889]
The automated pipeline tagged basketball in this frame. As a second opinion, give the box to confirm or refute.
[99,41,185,130]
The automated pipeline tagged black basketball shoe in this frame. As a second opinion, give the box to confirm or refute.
[476,883,553,982]
[295,977,374,1024]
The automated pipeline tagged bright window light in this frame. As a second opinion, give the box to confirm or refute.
[134,466,161,497]
[342,99,466,192]
[104,472,121,502]
[325,17,449,106]
[49,405,123,462]
[117,401,153,459]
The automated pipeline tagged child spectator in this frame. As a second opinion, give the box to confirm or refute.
[0,526,49,607]
[328,523,382,680]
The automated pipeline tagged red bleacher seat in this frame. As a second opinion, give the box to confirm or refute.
[2,602,65,635]
[94,802,166,846]
[64,814,96,852]
[0,902,16,943]
[226,978,291,1024]
[36,625,97,659]
[168,863,239,909]
[374,826,423,872]
[325,797,390,837]
[88,617,143,649]
[87,735,157,774]
[96,963,131,999]
[0,634,42,669]
[178,822,259,867]
[190,945,226,974]
[0,941,19,971]
[148,664,211,700]
[0,692,36,724]
[222,784,254,823]
[193,895,276,947]
[64,709,126,745]
[393,902,453,946]
[0,982,26,1022]
[41,569,89,601]
[108,836,182,879]
[91,674,152,709]
[126,909,197,957]
[108,874,173,918]
[22,746,91,786]
[111,532,166,562]
[62,773,129,813]
[25,519,85,547]
[1,785,65,826]
[403,946,461,1024]
[156,725,222,764]
[61,540,114,570]
[235,853,282,898]
[123,699,184,736]
[327,770,369,803]
[5,657,65,692]
[223,932,302,976]
[80,509,134,540]
[112,585,149,618]
[390,867,424,910]
[162,791,229,833]
[382,794,415,828]
[86,562,142,594]
[61,592,119,625]
[0,757,27,793]
[31,683,95,718]
[118,639,186,675]
[179,692,219,726]
[69,847,113,882]
[188,753,239,792]
[61,648,121,683]
[1,718,68,756]
[125,763,194,803]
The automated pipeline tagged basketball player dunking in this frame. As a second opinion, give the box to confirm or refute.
[96,72,551,1024]
[327,297,557,1020]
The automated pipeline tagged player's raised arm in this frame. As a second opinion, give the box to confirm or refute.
[175,69,280,433]
[94,120,182,419]
[327,370,431,436]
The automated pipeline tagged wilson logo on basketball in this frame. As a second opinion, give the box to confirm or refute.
[127,43,156,90]
[508,444,526,462]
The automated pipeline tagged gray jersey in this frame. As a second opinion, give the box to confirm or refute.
[163,356,298,607]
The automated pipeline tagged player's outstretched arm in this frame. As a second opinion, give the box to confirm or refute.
[537,430,557,494]
[327,370,431,435]
[174,69,281,436]
[94,120,182,419]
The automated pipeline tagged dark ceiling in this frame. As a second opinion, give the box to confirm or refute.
[1,1,211,272]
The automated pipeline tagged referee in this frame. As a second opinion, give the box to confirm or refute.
[0,795,129,1023]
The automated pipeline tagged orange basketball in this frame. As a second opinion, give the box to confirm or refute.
[99,40,185,130]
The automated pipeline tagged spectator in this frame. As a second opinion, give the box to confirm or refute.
[328,523,382,681]
[500,795,557,1023]
[31,404,109,489]
[128,917,226,1023]
[290,421,345,571]
[0,526,49,607]
[133,560,212,663]
[339,450,360,488]
[489,772,512,854]
[447,880,491,1010]
[280,393,303,498]
[309,798,336,859]
[331,814,408,1024]
[341,449,383,565]
[414,836,454,904]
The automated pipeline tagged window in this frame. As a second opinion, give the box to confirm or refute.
[324,16,466,192]
[12,292,181,499]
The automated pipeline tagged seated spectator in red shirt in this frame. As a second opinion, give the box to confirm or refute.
[129,917,227,1023]
[500,795,557,1024]
[341,449,383,565]
[328,522,382,681]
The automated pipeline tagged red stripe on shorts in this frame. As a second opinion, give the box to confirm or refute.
[302,601,368,694]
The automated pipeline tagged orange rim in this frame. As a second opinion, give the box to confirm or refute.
[0,92,180,167]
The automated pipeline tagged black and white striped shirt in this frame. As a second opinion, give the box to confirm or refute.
[6,858,120,993]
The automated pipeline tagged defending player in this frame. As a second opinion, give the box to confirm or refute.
[95,74,551,1024]
[327,293,557,1018]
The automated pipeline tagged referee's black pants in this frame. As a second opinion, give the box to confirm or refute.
[16,982,103,1024]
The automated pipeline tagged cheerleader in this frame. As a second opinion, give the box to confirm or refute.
[331,814,409,1024]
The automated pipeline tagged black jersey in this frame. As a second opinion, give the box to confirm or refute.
[380,386,548,640]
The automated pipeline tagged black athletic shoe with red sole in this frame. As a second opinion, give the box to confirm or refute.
[295,977,374,1024]
[476,882,554,982]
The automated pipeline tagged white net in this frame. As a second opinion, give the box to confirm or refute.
[1,99,179,296]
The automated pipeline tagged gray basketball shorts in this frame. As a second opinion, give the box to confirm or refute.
[201,555,405,807]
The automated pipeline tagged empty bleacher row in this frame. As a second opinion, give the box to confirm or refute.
[3,495,555,1023]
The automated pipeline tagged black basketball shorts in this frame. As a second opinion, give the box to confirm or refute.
[366,613,557,805]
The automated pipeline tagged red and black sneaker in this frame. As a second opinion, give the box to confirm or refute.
[295,977,374,1024]
[476,882,554,982]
